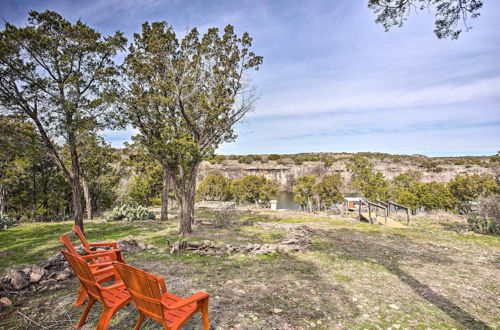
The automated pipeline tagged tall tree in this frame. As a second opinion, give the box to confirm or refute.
[0,11,126,231]
[369,0,483,39]
[294,176,317,213]
[314,174,344,210]
[77,134,120,219]
[124,22,262,234]
[347,154,389,201]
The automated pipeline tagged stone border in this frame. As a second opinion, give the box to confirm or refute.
[167,225,312,255]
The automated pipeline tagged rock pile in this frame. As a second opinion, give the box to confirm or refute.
[0,238,153,297]
[0,251,73,295]
[168,225,312,255]
[117,238,155,253]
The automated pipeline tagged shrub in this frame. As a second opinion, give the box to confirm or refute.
[197,174,233,201]
[467,214,499,234]
[0,214,14,230]
[268,154,281,161]
[231,175,279,207]
[107,204,155,221]
[467,196,500,234]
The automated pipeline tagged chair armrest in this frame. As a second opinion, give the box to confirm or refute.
[89,262,113,269]
[89,242,118,249]
[81,251,117,261]
[162,292,209,310]
[98,281,125,291]
[88,248,121,255]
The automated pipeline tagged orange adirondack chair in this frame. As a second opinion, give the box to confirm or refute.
[73,224,125,263]
[60,235,123,307]
[112,262,209,330]
[61,251,131,329]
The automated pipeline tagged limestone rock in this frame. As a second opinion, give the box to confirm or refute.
[5,269,29,290]
[29,265,46,283]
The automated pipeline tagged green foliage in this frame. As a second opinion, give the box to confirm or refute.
[268,154,281,161]
[467,213,499,234]
[0,214,14,230]
[294,176,316,212]
[197,174,233,201]
[467,195,500,234]
[417,182,455,212]
[124,21,262,234]
[347,155,389,201]
[448,173,496,214]
[0,115,70,221]
[314,174,344,209]
[238,156,254,164]
[390,170,422,209]
[231,175,278,207]
[0,10,127,228]
[420,160,444,173]
[126,166,162,207]
[78,135,121,213]
[369,0,483,39]
[214,155,226,164]
[107,204,155,221]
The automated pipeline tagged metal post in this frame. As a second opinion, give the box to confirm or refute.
[385,207,388,225]
[368,204,372,224]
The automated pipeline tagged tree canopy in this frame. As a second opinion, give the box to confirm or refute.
[0,10,126,231]
[369,0,483,39]
[123,21,263,234]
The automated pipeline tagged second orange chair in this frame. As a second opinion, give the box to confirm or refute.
[113,262,210,330]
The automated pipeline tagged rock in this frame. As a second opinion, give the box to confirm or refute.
[37,260,51,269]
[388,304,399,310]
[117,239,144,253]
[54,271,71,281]
[29,265,47,283]
[0,297,12,307]
[21,267,32,275]
[273,308,283,314]
[5,269,29,290]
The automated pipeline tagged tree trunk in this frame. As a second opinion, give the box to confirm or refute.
[160,164,169,221]
[81,175,93,220]
[0,183,6,216]
[175,163,198,235]
[69,141,84,233]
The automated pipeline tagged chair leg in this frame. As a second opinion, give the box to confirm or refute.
[200,297,209,330]
[76,296,95,328]
[75,285,87,307]
[134,312,145,330]
[96,306,116,330]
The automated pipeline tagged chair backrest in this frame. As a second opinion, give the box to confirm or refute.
[73,224,90,250]
[60,235,80,255]
[61,250,104,303]
[113,262,165,322]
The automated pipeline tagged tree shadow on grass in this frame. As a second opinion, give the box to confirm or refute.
[317,228,492,329]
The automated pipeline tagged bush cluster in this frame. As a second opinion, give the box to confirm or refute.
[0,214,15,230]
[106,204,155,221]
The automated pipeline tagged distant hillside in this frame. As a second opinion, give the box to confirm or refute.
[198,152,497,191]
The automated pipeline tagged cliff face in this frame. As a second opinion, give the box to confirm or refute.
[198,158,495,191]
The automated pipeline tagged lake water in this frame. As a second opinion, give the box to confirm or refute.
[277,191,300,210]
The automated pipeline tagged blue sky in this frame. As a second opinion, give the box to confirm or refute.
[2,0,499,156]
